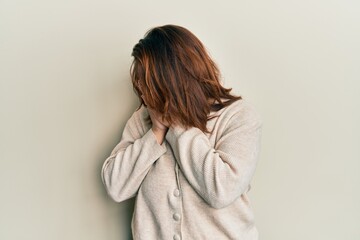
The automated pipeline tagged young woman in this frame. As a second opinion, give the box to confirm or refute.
[101,24,263,240]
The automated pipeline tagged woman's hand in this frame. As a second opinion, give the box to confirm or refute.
[147,107,169,145]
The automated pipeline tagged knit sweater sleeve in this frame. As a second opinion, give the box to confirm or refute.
[165,104,262,209]
[101,106,167,203]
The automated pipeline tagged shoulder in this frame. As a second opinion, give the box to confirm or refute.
[220,98,263,128]
[222,99,262,123]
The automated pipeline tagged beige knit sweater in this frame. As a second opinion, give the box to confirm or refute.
[101,98,263,240]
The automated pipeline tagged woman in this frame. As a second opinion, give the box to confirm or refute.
[101,24,263,240]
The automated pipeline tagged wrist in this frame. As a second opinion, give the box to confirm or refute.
[151,127,168,145]
[152,126,168,133]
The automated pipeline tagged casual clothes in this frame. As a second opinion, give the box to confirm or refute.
[101,98,263,240]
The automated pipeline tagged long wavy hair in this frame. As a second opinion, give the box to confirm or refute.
[130,24,242,134]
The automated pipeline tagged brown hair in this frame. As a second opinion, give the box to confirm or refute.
[130,24,242,134]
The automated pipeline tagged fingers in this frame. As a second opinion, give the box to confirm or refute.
[148,108,170,129]
[141,95,148,107]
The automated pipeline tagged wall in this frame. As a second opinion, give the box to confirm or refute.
[0,0,359,239]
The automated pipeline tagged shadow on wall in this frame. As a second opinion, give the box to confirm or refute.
[97,123,137,239]
[96,77,139,239]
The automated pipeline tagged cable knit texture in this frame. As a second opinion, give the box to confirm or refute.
[101,98,263,240]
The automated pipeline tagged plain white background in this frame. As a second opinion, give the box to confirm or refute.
[1,0,359,239]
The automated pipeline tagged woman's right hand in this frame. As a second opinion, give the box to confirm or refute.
[147,107,169,145]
